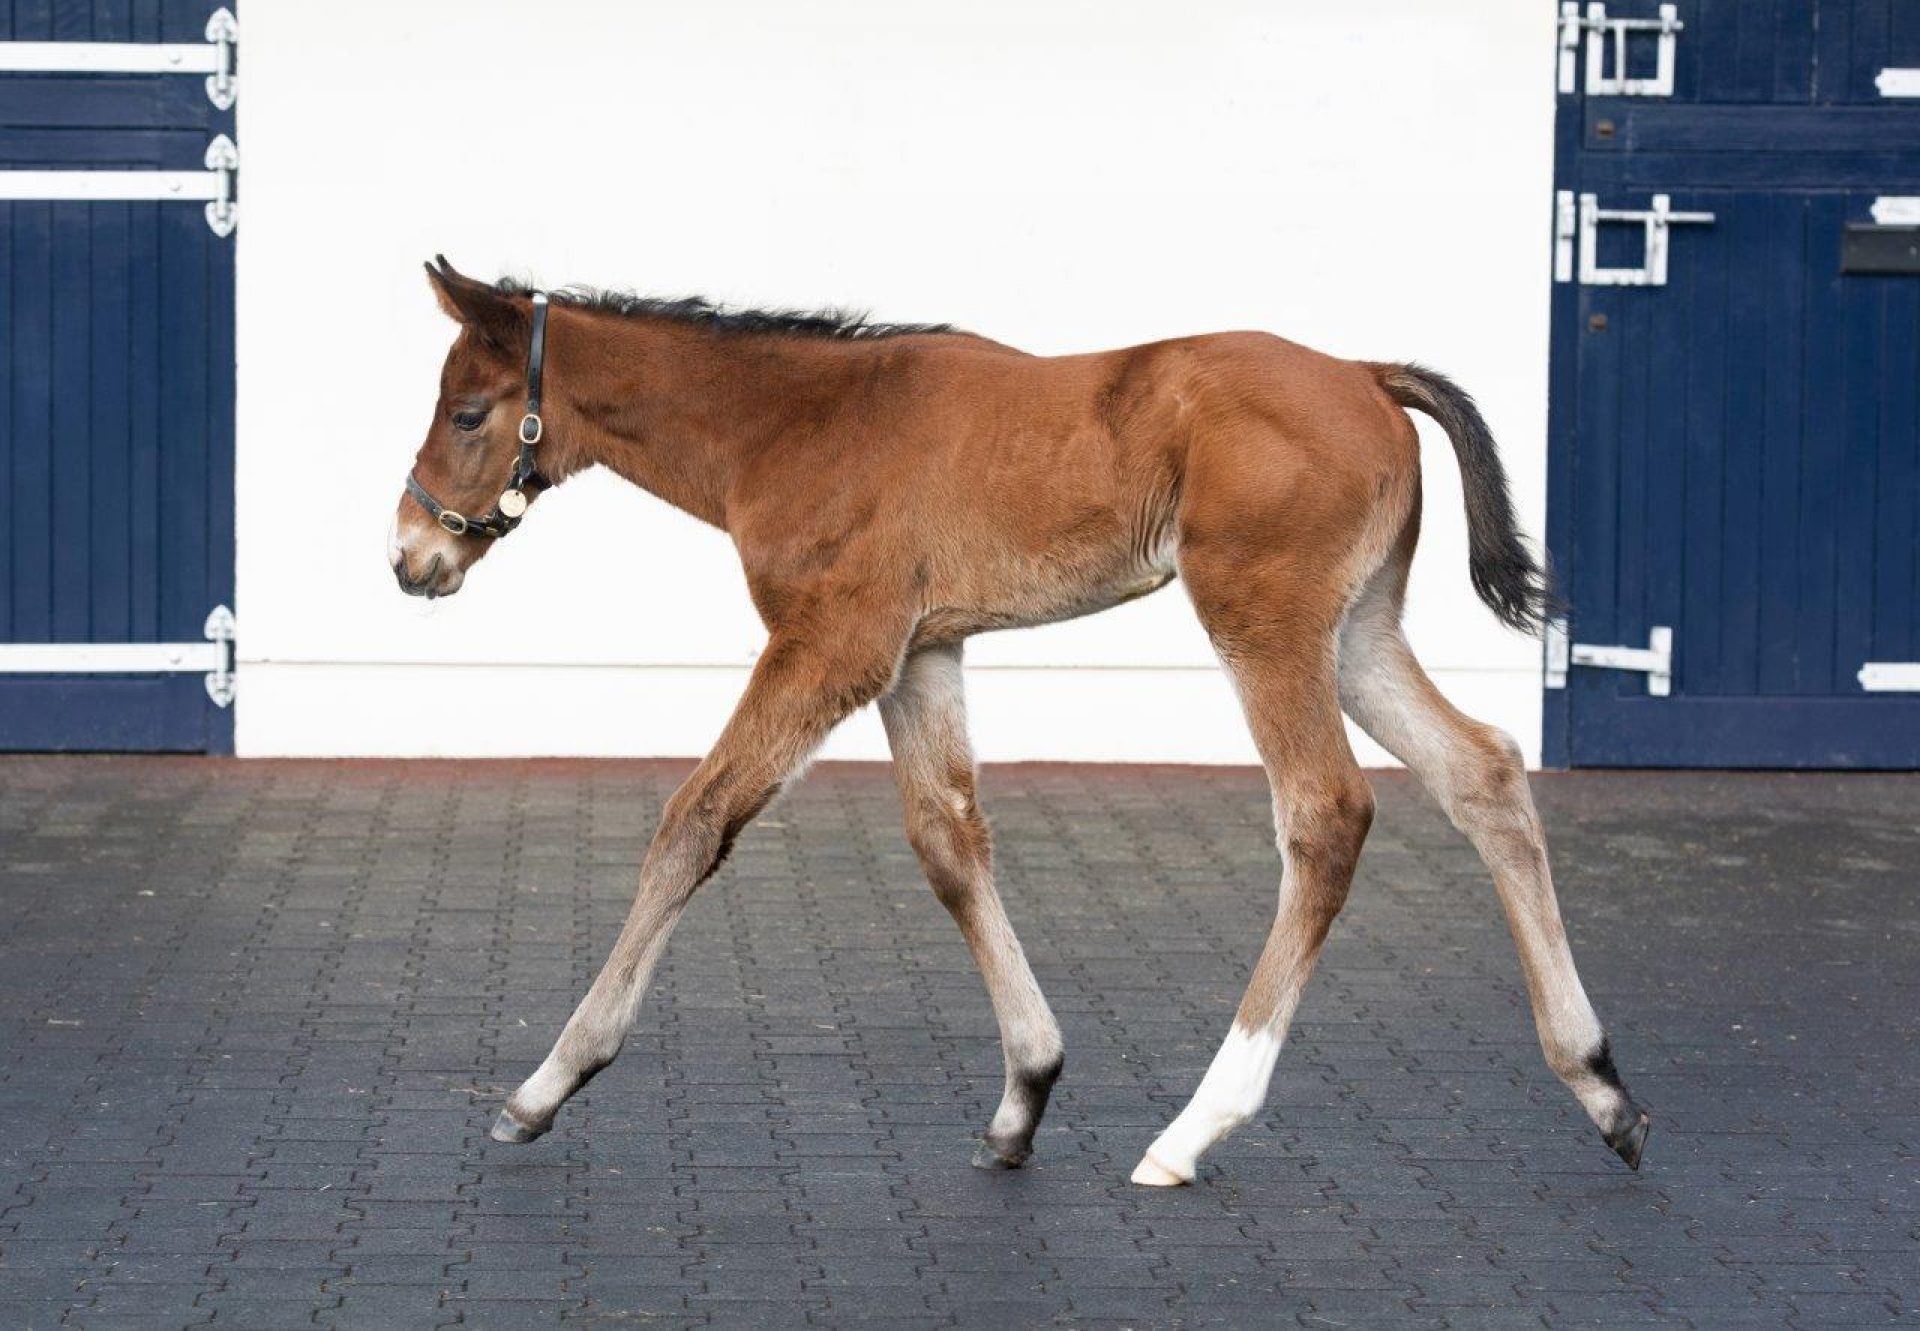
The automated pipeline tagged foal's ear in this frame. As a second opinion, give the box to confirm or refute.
[424,255,526,353]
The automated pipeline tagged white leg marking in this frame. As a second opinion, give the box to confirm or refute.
[1132,1023,1283,1185]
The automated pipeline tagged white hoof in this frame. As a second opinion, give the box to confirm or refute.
[1129,1152,1190,1187]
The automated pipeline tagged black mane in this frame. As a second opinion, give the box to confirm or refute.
[493,277,963,342]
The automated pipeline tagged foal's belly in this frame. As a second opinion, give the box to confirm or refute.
[918,556,1180,643]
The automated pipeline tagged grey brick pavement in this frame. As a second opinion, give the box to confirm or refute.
[0,758,1914,1328]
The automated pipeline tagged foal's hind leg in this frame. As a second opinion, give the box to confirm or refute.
[1338,573,1650,1168]
[1134,562,1375,1186]
[879,643,1064,1168]
[493,621,905,1144]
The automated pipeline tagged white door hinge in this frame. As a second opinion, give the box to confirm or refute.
[0,133,237,236]
[1554,190,1713,286]
[1559,2,1683,97]
[0,605,237,707]
[1545,620,1672,696]
[0,7,236,108]
[1870,197,1920,225]
[1877,69,1920,99]
[1858,663,1920,693]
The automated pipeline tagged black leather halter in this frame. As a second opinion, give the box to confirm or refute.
[406,291,551,539]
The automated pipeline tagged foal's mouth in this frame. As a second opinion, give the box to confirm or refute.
[394,552,459,599]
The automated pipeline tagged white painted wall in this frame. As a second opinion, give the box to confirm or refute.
[235,0,1558,765]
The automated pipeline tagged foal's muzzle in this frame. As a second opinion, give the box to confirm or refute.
[393,551,459,599]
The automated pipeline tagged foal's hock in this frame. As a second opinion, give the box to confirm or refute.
[388,258,1649,1184]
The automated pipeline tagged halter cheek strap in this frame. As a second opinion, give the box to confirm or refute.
[406,291,551,540]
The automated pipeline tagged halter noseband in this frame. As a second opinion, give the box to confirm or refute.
[406,290,551,540]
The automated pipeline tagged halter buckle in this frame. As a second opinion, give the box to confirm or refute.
[437,510,470,535]
[519,412,543,445]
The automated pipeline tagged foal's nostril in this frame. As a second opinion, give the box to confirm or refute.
[394,551,445,597]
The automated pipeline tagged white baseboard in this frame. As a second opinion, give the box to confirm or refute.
[234,661,1544,768]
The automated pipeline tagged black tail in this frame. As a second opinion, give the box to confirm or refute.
[1374,362,1556,634]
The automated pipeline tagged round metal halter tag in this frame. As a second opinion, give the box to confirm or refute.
[498,489,529,519]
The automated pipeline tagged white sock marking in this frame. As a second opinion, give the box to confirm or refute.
[1133,1022,1283,1184]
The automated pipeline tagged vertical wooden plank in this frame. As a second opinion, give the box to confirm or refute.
[1570,279,1624,755]
[51,200,90,640]
[1773,0,1815,103]
[1688,0,1727,103]
[128,202,160,641]
[1871,260,1917,662]
[160,0,208,42]
[1729,0,1777,102]
[1756,195,1806,693]
[11,202,53,643]
[90,202,132,641]
[91,0,131,40]
[1640,203,1689,686]
[14,1,55,40]
[0,205,12,636]
[156,200,209,649]
[1795,195,1846,695]
[1845,0,1889,105]
[47,0,82,41]
[1831,212,1880,685]
[1678,192,1730,694]
[1894,0,1920,69]
[1812,0,1853,103]
[1627,268,1658,678]
[1718,196,1768,696]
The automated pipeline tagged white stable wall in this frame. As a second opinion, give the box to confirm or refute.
[235,0,1558,765]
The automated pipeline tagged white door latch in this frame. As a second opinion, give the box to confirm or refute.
[1545,620,1672,696]
[1560,2,1683,97]
[1555,190,1714,286]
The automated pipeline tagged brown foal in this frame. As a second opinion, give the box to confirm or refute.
[389,257,1650,1184]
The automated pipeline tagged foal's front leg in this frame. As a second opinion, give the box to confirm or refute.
[492,628,902,1144]
[879,643,1065,1168]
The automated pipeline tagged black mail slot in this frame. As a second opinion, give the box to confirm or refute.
[1842,224,1920,274]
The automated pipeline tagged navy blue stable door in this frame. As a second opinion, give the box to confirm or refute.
[1545,0,1920,767]
[1,0,235,751]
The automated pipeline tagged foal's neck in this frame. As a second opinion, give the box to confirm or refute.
[548,310,855,531]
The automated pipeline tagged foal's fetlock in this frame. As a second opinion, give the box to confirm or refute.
[1580,1037,1651,1170]
[972,1052,1063,1170]
[490,1051,612,1145]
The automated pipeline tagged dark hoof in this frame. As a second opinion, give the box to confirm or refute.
[971,1139,1030,1171]
[1605,1110,1651,1170]
[490,1108,549,1144]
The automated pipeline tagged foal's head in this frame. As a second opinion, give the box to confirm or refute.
[390,257,554,598]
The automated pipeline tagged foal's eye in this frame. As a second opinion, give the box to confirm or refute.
[451,409,488,432]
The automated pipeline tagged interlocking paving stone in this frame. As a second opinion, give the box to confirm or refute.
[0,757,1915,1328]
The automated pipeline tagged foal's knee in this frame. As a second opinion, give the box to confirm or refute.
[1446,726,1539,844]
[655,775,781,895]
[1278,775,1375,921]
[902,794,991,915]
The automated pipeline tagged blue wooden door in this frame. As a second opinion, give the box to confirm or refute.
[1545,0,1920,767]
[0,0,235,751]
